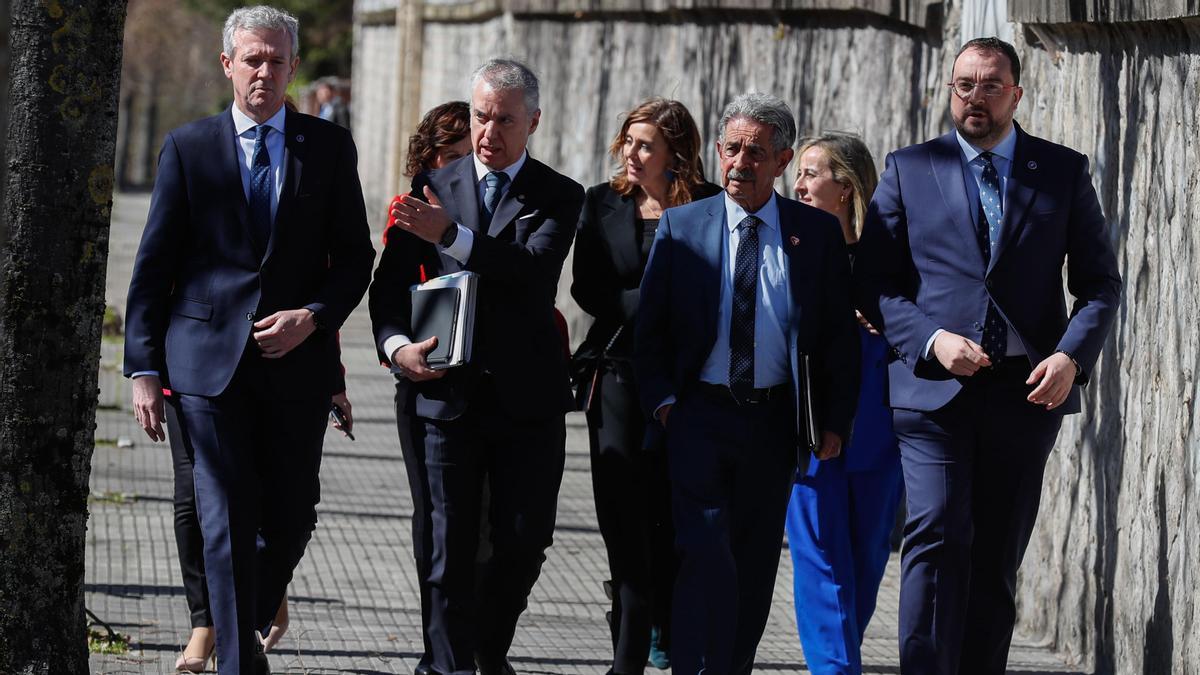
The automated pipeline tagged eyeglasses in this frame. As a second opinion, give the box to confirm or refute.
[947,80,1019,99]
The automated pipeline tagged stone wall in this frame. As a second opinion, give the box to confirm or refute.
[352,1,1200,670]
[1006,12,1200,673]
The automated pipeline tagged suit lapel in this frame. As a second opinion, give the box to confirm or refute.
[930,132,986,270]
[447,157,480,234]
[216,112,252,240]
[700,195,725,334]
[602,189,640,279]
[264,110,305,262]
[991,127,1038,271]
[779,199,806,340]
[487,159,534,238]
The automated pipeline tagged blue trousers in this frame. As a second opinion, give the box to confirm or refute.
[895,368,1063,675]
[667,388,795,675]
[785,460,902,675]
[179,358,330,675]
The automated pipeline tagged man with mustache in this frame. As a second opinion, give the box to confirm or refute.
[124,7,374,673]
[369,59,584,675]
[635,93,860,673]
[855,37,1121,673]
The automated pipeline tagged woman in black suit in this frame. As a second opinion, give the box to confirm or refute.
[572,98,719,675]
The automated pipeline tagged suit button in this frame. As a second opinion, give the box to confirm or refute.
[246,312,254,321]
[974,322,982,331]
[985,279,994,289]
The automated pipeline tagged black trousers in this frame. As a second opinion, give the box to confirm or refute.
[164,395,212,629]
[413,377,567,675]
[395,376,435,669]
[587,366,676,675]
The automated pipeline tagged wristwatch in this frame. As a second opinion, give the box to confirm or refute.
[439,224,458,248]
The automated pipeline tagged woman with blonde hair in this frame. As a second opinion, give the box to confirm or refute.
[571,97,720,674]
[788,131,902,675]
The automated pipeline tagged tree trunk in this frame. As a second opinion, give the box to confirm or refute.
[0,2,127,673]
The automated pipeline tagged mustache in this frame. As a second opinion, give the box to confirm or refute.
[726,168,755,181]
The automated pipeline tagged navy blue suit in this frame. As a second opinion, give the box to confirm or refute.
[369,153,584,675]
[855,124,1120,674]
[635,192,859,674]
[125,108,374,673]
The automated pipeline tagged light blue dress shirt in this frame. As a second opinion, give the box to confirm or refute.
[923,125,1024,359]
[231,104,286,222]
[697,192,792,388]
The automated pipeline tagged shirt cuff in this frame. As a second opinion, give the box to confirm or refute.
[923,328,944,360]
[441,223,474,263]
[383,335,413,366]
[130,371,160,379]
[654,394,677,423]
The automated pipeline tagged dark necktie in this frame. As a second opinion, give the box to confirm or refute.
[249,124,273,250]
[976,151,1008,359]
[729,215,760,392]
[480,171,509,228]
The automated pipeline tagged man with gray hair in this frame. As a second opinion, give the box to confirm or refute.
[125,6,374,674]
[635,92,859,673]
[369,58,583,675]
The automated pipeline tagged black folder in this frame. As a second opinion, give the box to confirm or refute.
[799,352,820,452]
[409,286,460,368]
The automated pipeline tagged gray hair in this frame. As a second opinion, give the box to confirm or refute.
[223,6,300,60]
[718,93,797,153]
[470,58,540,114]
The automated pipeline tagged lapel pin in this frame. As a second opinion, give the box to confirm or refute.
[789,235,800,246]
[295,134,305,143]
[1027,160,1037,170]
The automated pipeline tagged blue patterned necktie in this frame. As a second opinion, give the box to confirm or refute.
[249,124,273,250]
[976,151,1008,359]
[729,215,760,392]
[480,170,509,227]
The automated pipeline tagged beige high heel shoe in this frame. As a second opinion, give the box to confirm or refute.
[175,626,215,672]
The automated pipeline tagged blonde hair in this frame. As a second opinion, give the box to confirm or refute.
[796,132,878,241]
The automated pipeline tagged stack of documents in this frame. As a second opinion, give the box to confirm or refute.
[410,271,478,369]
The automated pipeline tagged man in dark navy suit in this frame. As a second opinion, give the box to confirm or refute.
[368,59,584,675]
[124,7,374,673]
[634,93,860,674]
[856,37,1121,674]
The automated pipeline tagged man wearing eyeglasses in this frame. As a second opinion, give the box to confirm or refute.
[855,37,1121,674]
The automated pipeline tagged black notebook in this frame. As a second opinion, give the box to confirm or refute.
[410,286,460,368]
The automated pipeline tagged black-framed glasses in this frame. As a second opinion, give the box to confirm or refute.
[947,80,1019,99]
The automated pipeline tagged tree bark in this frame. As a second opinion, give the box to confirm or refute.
[0,2,127,673]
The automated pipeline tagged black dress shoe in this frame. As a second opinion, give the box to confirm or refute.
[476,657,516,675]
[414,665,437,675]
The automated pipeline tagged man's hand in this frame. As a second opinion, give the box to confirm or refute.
[657,403,673,428]
[1026,352,1077,410]
[131,375,166,442]
[855,310,880,336]
[932,331,992,376]
[814,430,842,461]
[390,187,452,244]
[253,309,317,358]
[392,336,446,382]
[331,391,353,431]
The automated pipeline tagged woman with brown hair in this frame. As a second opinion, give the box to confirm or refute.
[386,99,471,675]
[571,98,720,674]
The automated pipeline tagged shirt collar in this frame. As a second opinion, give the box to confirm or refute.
[473,150,527,185]
[231,103,287,138]
[723,190,780,232]
[955,124,1016,165]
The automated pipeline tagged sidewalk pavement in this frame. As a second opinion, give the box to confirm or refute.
[87,192,1083,674]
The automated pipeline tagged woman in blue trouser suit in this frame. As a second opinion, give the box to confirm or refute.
[786,132,904,675]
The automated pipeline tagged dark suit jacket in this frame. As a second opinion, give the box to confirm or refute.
[634,191,861,465]
[856,123,1121,413]
[368,153,585,422]
[571,181,722,360]
[124,108,375,398]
